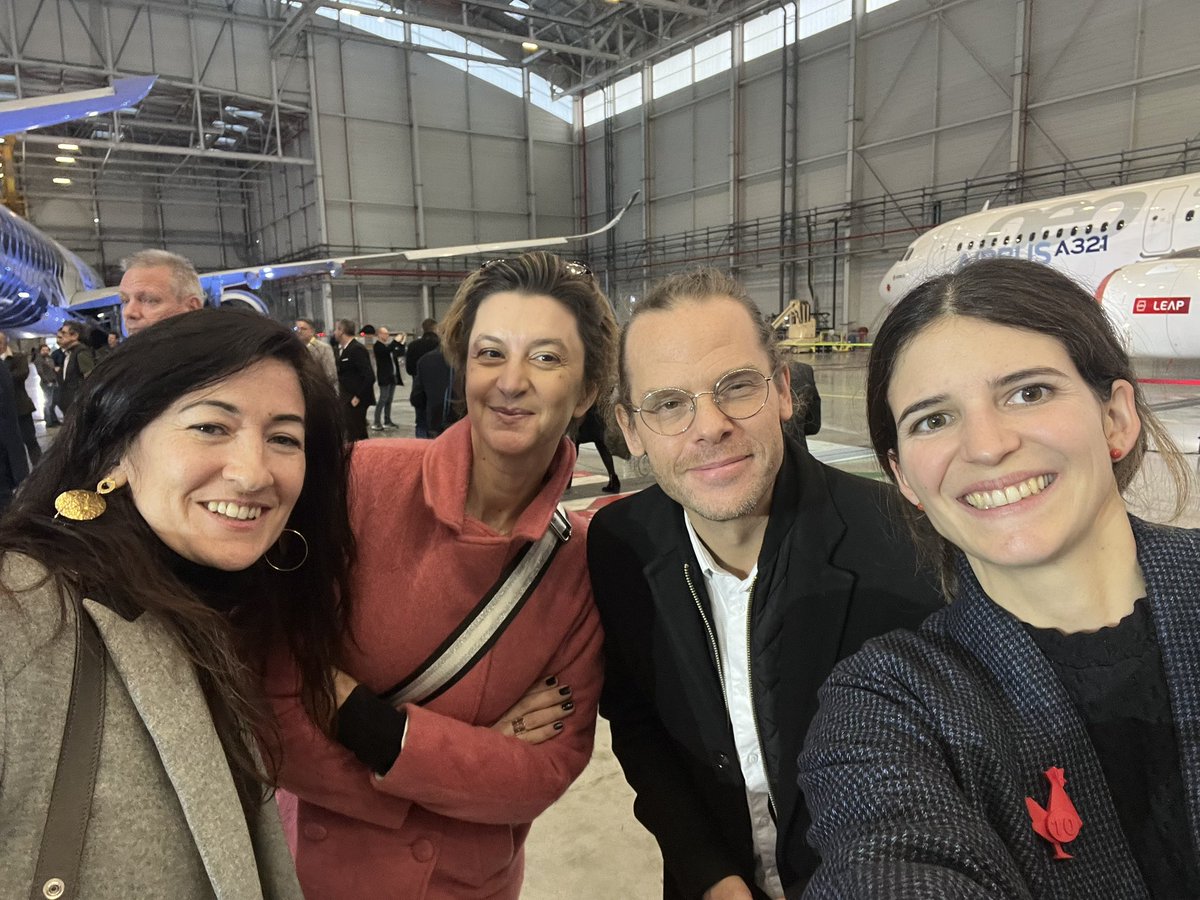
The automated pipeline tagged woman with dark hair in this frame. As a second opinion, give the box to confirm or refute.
[0,308,353,898]
[799,258,1198,898]
[271,251,617,899]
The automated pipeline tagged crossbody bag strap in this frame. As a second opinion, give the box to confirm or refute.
[30,601,107,900]
[382,505,572,708]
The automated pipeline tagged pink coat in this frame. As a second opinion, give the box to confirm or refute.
[268,421,603,899]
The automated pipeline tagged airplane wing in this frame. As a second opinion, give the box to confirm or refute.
[0,76,156,135]
[65,191,640,313]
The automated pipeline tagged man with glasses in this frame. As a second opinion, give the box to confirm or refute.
[588,269,939,900]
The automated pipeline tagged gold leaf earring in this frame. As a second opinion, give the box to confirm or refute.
[54,477,121,522]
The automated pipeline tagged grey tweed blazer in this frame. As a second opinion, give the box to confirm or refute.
[0,554,303,899]
[798,518,1200,899]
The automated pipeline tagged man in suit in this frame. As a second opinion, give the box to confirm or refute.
[410,347,458,439]
[405,319,440,438]
[404,318,439,378]
[0,360,29,512]
[56,320,95,413]
[587,269,940,900]
[0,332,40,464]
[370,326,399,431]
[334,318,374,442]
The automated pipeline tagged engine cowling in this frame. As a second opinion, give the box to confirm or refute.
[1097,257,1200,359]
[218,289,270,316]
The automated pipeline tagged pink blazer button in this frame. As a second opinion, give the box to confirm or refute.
[412,838,435,862]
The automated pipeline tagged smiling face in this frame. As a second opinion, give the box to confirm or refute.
[465,291,594,466]
[118,358,307,571]
[120,264,202,336]
[618,297,792,524]
[887,316,1139,580]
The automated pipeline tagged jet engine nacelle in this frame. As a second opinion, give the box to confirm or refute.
[217,289,270,316]
[1097,257,1200,359]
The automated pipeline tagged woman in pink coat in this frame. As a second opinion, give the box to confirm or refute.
[268,252,618,899]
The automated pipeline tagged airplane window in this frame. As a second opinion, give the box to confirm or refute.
[1070,226,1078,236]
[1043,230,1050,239]
[1015,233,1023,243]
[1029,232,1036,241]
[1117,220,1125,229]
[968,241,974,249]
[956,242,962,251]
[1187,210,1196,222]
[1085,224,1093,234]
[1056,228,1064,238]
[1101,222,1108,232]
[1003,236,1010,245]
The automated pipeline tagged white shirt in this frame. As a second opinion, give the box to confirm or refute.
[684,513,783,899]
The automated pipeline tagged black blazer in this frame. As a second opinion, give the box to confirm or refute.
[372,339,397,387]
[337,339,375,405]
[587,439,941,899]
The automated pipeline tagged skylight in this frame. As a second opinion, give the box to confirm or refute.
[309,1,573,122]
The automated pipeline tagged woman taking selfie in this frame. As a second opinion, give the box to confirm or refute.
[799,258,1198,898]
[0,309,352,898]
[271,251,616,899]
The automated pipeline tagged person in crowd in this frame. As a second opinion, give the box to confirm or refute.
[333,318,374,442]
[268,252,614,899]
[370,326,399,431]
[294,317,338,388]
[56,320,94,413]
[0,332,40,465]
[0,358,29,511]
[574,402,621,494]
[119,249,204,336]
[88,326,114,363]
[32,343,60,428]
[588,268,940,900]
[0,308,353,896]
[405,317,440,380]
[783,361,821,449]
[391,331,406,387]
[800,258,1198,898]
[410,346,459,439]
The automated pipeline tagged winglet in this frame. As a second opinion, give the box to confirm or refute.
[0,75,156,136]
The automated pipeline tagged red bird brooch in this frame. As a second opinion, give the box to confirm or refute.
[1025,766,1083,859]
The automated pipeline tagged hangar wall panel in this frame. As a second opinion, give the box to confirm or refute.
[584,0,1200,331]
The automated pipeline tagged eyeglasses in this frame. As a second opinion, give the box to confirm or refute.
[480,258,593,278]
[631,367,775,436]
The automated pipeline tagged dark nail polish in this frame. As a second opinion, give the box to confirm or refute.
[553,721,564,731]
[544,676,557,687]
[558,686,572,696]
[561,700,574,712]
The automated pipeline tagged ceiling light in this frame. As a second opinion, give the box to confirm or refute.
[57,142,79,151]
[53,177,71,185]
[85,111,99,117]
[522,41,539,52]
[55,155,76,164]
[93,217,100,224]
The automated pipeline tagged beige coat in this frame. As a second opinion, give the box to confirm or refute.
[0,554,302,899]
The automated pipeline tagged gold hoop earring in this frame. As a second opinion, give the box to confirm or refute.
[54,476,122,521]
[265,528,309,573]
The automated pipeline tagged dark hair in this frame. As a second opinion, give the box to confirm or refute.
[295,317,317,330]
[617,268,781,410]
[440,252,618,420]
[61,319,87,338]
[866,257,1191,595]
[420,318,437,333]
[0,308,354,815]
[337,318,357,336]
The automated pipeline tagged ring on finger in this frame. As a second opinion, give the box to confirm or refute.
[511,715,528,735]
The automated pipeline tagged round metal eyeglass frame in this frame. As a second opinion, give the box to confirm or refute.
[631,367,776,436]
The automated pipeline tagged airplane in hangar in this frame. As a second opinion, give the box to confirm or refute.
[880,171,1200,367]
[0,79,637,337]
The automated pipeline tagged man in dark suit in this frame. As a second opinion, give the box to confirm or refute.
[587,269,940,900]
[333,318,374,442]
[56,320,95,413]
[404,318,439,379]
[410,348,459,439]
[0,333,40,464]
[0,360,29,512]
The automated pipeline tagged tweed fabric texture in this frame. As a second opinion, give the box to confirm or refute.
[799,518,1200,899]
